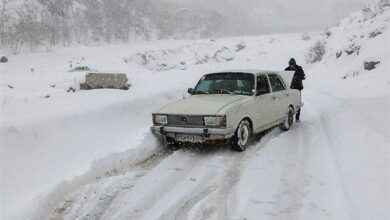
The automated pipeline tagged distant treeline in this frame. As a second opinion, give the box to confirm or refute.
[0,0,224,53]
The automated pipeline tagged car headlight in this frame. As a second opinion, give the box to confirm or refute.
[204,116,226,127]
[153,114,168,125]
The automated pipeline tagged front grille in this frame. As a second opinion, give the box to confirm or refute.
[167,115,204,127]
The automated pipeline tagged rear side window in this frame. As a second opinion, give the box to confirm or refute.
[268,74,285,92]
[256,75,270,95]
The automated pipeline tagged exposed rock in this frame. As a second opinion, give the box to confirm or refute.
[336,51,343,58]
[364,61,380,70]
[0,56,8,63]
[235,43,247,52]
[81,73,129,90]
[301,33,311,41]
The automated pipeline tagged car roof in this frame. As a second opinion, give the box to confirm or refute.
[208,69,287,76]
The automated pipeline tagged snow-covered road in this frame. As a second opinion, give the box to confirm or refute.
[48,99,354,220]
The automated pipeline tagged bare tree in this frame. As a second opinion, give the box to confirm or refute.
[1,0,15,47]
[2,0,227,52]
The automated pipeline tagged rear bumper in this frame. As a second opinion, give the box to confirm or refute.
[150,126,236,142]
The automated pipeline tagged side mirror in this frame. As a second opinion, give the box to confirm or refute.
[188,88,194,94]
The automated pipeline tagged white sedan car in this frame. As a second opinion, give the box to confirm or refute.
[151,70,302,151]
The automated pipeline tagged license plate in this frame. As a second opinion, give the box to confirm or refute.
[176,134,203,143]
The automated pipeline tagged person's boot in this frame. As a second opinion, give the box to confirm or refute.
[296,110,301,122]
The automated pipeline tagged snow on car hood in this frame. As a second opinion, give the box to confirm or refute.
[158,94,248,115]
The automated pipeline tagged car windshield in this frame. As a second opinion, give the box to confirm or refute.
[193,72,255,96]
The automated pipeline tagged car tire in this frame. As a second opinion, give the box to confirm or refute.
[231,120,252,151]
[165,137,181,151]
[280,106,294,131]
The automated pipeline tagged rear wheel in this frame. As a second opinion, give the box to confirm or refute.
[231,120,252,151]
[280,106,294,131]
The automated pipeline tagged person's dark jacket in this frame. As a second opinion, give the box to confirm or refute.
[285,64,306,91]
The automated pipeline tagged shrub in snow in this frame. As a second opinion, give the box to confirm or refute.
[324,29,332,38]
[362,0,389,20]
[345,43,361,55]
[213,47,235,62]
[301,33,311,41]
[67,87,76,93]
[305,40,326,63]
[369,28,384,38]
[378,0,390,8]
[342,71,360,79]
[1,56,8,63]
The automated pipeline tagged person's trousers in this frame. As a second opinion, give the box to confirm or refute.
[297,90,302,120]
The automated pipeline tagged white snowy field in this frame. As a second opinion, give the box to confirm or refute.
[1,4,390,220]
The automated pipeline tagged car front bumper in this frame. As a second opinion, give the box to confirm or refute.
[150,126,236,142]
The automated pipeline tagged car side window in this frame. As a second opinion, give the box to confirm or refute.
[268,74,285,92]
[256,75,270,95]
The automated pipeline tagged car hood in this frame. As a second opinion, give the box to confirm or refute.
[158,94,247,115]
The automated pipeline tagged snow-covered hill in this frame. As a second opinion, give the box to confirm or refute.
[1,2,389,220]
[308,0,390,97]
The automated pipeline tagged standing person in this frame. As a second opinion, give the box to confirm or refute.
[285,58,306,121]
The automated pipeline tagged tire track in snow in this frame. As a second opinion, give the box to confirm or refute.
[267,121,313,220]
[50,147,172,220]
[307,102,354,220]
[100,150,217,219]
[156,171,218,220]
[186,131,279,220]
[266,102,352,220]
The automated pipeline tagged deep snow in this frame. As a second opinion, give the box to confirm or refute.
[1,3,389,220]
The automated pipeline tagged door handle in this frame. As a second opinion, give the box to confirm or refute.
[272,97,277,101]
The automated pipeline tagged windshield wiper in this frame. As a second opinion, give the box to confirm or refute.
[193,91,209,94]
[232,90,252,95]
[210,88,233,94]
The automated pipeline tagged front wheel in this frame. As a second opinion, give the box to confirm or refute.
[279,106,294,131]
[231,120,252,151]
[164,137,181,151]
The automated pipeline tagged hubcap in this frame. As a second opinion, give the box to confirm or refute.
[239,123,249,146]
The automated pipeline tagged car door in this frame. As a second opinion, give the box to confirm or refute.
[268,74,289,121]
[253,74,275,131]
